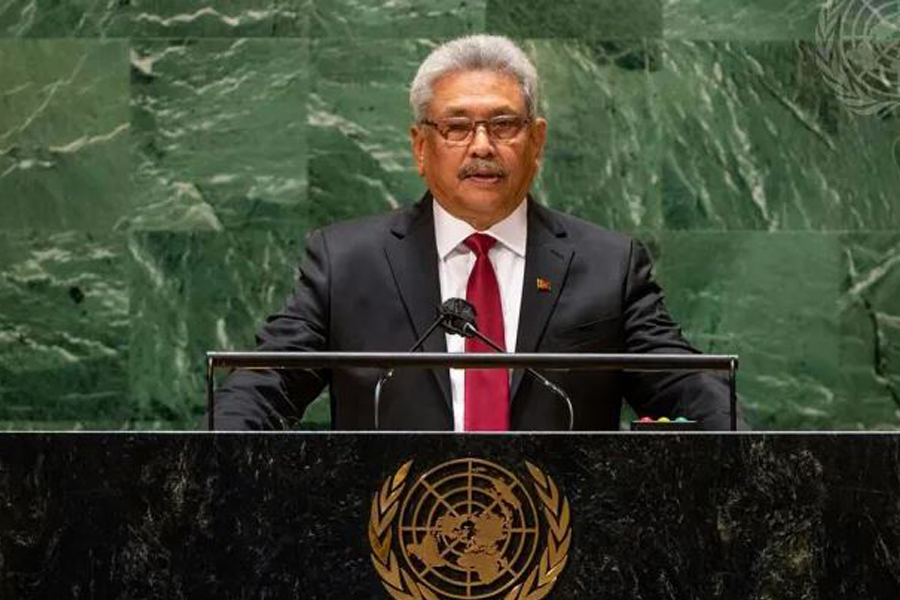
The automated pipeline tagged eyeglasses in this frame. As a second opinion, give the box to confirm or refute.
[419,115,530,145]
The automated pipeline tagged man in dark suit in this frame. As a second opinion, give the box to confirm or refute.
[213,35,738,431]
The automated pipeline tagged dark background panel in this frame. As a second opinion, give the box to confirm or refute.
[0,434,898,598]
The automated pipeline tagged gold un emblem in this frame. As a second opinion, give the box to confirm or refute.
[368,458,571,600]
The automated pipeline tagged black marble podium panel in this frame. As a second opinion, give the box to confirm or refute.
[0,433,899,599]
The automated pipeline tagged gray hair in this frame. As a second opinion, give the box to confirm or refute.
[409,35,539,122]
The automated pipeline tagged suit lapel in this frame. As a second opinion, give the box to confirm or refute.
[382,195,573,413]
[511,199,574,401]
[383,194,452,409]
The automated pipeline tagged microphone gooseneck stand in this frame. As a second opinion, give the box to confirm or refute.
[375,299,473,430]
[373,316,445,430]
[373,297,575,432]
[449,322,575,432]
[441,300,575,432]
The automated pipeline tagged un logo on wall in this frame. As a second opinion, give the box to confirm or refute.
[368,458,571,600]
[814,0,900,115]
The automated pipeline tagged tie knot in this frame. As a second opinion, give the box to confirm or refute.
[464,233,496,257]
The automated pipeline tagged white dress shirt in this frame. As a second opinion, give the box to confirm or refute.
[432,198,527,431]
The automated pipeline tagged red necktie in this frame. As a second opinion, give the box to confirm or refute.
[463,233,509,431]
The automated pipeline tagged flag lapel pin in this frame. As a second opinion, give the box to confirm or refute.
[537,277,552,292]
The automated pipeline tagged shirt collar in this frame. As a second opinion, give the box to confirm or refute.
[432,196,528,260]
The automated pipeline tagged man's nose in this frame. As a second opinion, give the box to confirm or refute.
[468,123,494,156]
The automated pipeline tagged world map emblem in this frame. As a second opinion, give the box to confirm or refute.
[368,458,571,600]
[814,0,900,115]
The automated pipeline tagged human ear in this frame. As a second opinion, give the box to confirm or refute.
[531,118,548,165]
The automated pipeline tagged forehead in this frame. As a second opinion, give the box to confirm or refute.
[428,70,526,117]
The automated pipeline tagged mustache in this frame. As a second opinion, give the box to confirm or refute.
[458,159,507,179]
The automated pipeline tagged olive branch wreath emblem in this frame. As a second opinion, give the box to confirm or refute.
[368,460,571,600]
[812,0,900,175]
[813,0,900,116]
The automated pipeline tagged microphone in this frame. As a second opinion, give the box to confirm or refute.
[372,299,459,430]
[441,298,575,431]
[439,298,477,337]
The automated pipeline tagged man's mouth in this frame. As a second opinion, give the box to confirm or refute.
[465,172,504,184]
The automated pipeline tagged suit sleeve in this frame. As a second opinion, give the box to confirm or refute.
[210,229,331,430]
[621,239,745,430]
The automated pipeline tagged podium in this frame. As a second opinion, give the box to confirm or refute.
[205,351,741,431]
[1,432,899,599]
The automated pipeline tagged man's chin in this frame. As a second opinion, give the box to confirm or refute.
[456,179,509,206]
[456,191,508,211]
[447,192,523,228]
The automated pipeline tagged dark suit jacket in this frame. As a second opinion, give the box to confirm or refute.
[213,194,737,431]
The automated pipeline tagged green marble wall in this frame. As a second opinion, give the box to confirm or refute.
[0,1,897,430]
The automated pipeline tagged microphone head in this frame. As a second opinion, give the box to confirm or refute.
[439,298,477,338]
